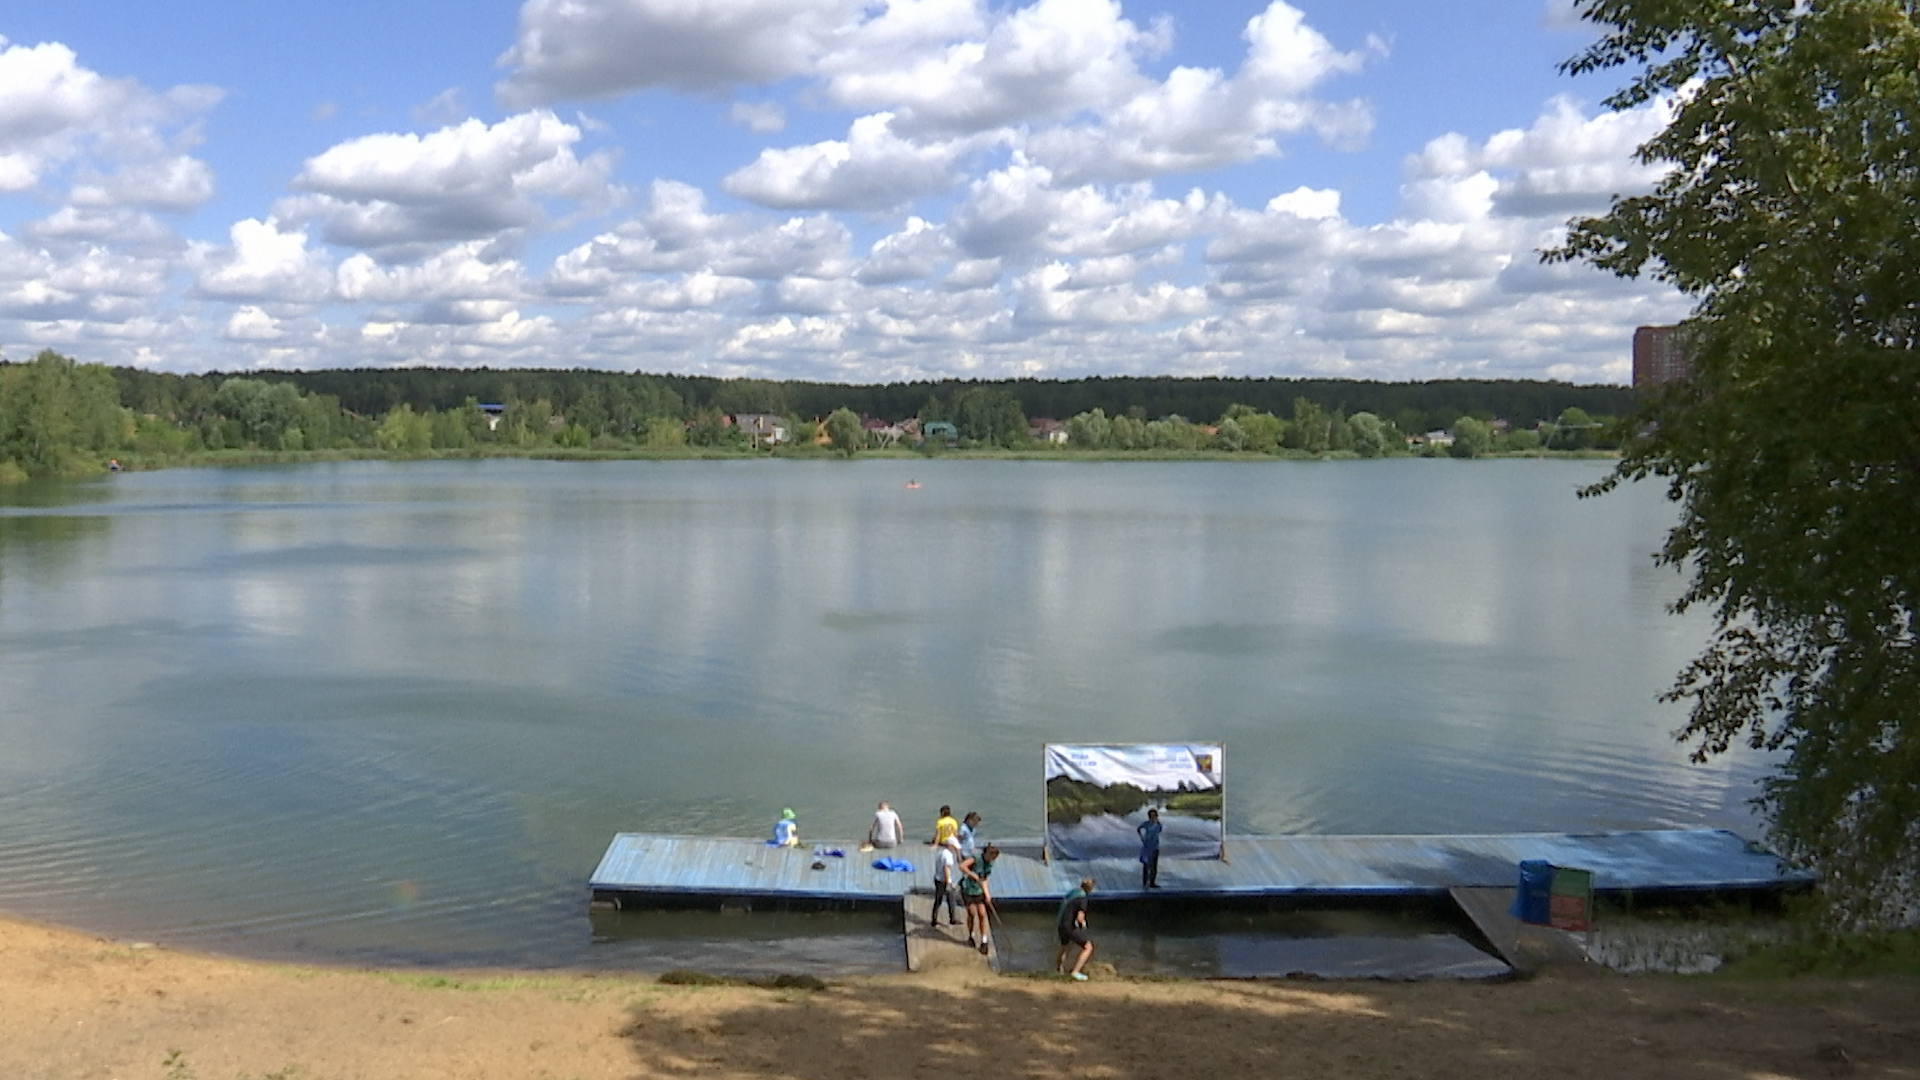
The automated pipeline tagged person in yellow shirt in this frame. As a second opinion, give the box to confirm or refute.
[932,805,960,846]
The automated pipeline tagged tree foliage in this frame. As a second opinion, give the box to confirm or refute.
[0,351,128,477]
[824,407,864,456]
[1553,0,1920,923]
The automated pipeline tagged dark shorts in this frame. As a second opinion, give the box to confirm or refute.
[963,892,988,908]
[1057,924,1089,947]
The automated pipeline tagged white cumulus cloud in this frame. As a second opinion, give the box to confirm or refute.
[722,113,981,211]
[281,110,614,260]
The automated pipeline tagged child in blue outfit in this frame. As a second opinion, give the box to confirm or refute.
[1137,808,1162,888]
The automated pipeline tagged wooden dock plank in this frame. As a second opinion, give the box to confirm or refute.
[900,895,993,973]
[590,828,1806,906]
[1450,886,1590,971]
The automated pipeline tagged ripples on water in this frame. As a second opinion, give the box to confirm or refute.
[0,459,1767,970]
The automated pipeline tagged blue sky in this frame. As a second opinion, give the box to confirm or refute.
[0,0,1684,382]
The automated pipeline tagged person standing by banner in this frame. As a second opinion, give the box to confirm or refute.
[1055,877,1095,980]
[958,843,998,953]
[1137,808,1163,889]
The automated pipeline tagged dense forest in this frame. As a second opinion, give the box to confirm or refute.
[2,350,1634,480]
[236,367,1630,438]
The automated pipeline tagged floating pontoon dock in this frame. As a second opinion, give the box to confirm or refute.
[589,828,1804,909]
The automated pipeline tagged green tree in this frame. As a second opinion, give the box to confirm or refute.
[1107,413,1147,450]
[643,416,687,448]
[1286,397,1332,452]
[0,350,127,477]
[825,407,864,456]
[1214,417,1249,452]
[430,406,477,450]
[1347,411,1393,458]
[1546,406,1596,450]
[686,409,729,447]
[1552,0,1920,923]
[1068,408,1111,449]
[374,404,433,452]
[1238,410,1285,453]
[502,399,554,447]
[950,386,1027,447]
[1449,416,1492,459]
[212,378,305,449]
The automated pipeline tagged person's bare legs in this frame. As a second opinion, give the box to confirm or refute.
[1068,940,1094,977]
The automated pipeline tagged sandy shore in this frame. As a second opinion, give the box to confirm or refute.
[4,913,1917,1080]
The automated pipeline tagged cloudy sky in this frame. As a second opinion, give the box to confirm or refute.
[0,0,1685,383]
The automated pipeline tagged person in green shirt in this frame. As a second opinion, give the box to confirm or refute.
[958,843,999,954]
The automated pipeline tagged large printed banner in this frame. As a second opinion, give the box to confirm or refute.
[1044,743,1224,861]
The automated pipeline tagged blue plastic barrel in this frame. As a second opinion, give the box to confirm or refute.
[1511,860,1554,924]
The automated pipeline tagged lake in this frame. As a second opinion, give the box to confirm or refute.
[0,458,1762,970]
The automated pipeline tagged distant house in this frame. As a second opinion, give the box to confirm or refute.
[922,420,959,442]
[479,403,504,432]
[899,417,923,438]
[733,413,788,447]
[1028,418,1068,444]
[862,418,906,446]
[1423,429,1456,449]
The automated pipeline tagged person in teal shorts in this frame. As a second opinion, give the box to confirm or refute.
[958,843,998,953]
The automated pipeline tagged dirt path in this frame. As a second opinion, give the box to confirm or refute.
[3,913,1915,1080]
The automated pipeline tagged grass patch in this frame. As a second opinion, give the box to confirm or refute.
[657,970,828,991]
[1719,927,1920,978]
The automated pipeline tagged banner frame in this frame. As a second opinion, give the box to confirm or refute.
[1040,741,1227,864]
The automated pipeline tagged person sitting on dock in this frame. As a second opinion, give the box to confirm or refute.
[958,843,998,954]
[868,801,905,849]
[772,808,800,847]
[1137,808,1163,889]
[932,805,959,847]
[1056,877,1095,980]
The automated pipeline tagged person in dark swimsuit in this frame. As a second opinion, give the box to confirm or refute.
[1056,877,1095,980]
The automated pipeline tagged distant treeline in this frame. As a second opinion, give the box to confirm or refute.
[2,350,1634,481]
[166,367,1631,436]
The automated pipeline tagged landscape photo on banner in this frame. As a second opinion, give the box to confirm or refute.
[1043,744,1225,861]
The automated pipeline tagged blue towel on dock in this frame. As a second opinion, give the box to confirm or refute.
[813,846,846,858]
[872,857,914,872]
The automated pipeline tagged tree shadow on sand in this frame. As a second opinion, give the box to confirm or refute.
[617,973,1920,1080]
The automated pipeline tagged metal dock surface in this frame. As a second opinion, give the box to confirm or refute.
[590,828,1803,907]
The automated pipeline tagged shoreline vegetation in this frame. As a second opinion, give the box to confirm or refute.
[3,911,1916,1080]
[1,350,1628,484]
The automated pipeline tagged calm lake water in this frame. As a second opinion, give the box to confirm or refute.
[0,458,1762,971]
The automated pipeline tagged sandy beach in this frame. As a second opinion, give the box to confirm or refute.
[4,912,1918,1080]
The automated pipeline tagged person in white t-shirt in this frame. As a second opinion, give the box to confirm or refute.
[868,801,905,848]
[930,838,961,925]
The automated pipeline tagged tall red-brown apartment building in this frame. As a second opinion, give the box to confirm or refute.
[1632,325,1691,387]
